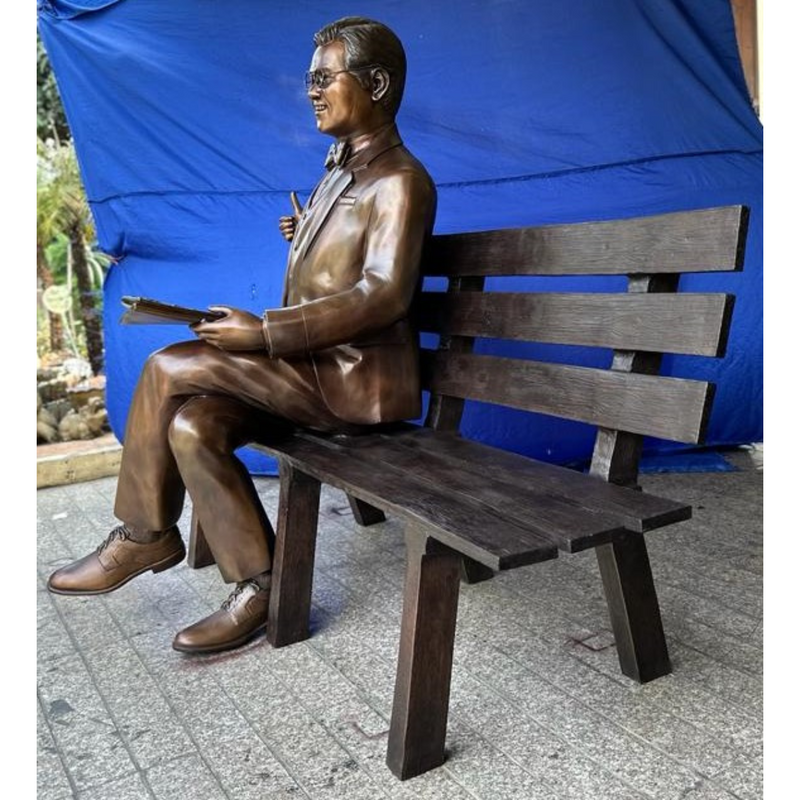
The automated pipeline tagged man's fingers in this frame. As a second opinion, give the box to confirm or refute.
[290,191,303,217]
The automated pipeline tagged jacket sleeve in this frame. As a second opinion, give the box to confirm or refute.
[262,169,436,358]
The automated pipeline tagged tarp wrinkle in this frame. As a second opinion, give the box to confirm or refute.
[38,0,762,472]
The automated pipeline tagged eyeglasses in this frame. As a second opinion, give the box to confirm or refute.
[304,64,380,91]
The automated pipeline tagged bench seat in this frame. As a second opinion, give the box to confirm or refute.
[254,424,691,569]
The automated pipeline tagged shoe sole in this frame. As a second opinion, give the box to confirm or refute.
[47,548,186,596]
[172,622,268,655]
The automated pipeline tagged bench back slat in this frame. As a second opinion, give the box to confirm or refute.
[422,351,714,443]
[417,291,734,357]
[424,206,747,277]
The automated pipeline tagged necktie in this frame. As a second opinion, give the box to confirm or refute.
[324,140,351,170]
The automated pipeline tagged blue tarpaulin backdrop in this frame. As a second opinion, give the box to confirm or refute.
[38,0,763,473]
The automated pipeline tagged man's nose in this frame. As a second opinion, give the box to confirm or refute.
[307,84,321,100]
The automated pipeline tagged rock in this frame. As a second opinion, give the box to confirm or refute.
[37,420,59,444]
[38,361,108,445]
[38,405,58,430]
[61,357,93,380]
[37,391,61,443]
[81,396,109,437]
[58,409,93,442]
[44,399,73,423]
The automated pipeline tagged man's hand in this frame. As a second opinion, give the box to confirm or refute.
[278,191,303,242]
[191,307,264,351]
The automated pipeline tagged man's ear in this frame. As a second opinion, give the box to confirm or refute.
[370,68,390,103]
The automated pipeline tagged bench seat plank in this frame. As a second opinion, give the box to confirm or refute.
[256,425,691,560]
[320,432,684,553]
[254,436,560,570]
[353,426,692,534]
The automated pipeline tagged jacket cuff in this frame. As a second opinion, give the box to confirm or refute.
[262,306,309,358]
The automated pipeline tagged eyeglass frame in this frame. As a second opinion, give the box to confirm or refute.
[304,64,382,91]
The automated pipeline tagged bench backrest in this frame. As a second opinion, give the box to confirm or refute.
[417,205,749,486]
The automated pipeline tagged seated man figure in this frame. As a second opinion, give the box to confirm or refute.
[47,16,437,655]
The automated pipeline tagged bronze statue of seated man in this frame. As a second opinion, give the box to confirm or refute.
[47,16,437,655]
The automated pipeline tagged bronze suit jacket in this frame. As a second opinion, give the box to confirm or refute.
[262,125,437,425]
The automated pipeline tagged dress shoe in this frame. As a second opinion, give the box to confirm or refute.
[47,524,185,596]
[172,578,270,654]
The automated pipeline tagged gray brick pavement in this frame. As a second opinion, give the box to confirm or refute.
[37,451,762,799]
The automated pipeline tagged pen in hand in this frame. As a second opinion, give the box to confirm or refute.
[278,191,303,242]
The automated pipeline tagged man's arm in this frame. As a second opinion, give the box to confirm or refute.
[263,170,436,358]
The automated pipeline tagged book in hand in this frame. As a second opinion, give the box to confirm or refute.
[120,296,225,325]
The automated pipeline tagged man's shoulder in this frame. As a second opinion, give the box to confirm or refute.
[368,144,436,193]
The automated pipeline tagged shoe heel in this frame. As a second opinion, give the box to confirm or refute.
[152,550,185,574]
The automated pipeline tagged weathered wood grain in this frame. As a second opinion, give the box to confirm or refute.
[595,533,673,683]
[267,462,321,648]
[342,426,691,533]
[187,510,216,569]
[387,530,462,779]
[425,276,485,432]
[254,437,559,570]
[324,432,682,553]
[589,273,678,683]
[423,351,714,443]
[424,205,748,276]
[417,291,735,357]
[421,275,496,584]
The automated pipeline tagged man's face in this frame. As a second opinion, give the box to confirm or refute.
[307,41,374,139]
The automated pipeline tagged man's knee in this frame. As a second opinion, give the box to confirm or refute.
[167,396,239,460]
[168,401,218,459]
[140,341,208,392]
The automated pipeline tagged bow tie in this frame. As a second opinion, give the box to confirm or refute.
[324,140,351,170]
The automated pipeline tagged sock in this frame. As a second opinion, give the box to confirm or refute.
[124,524,169,544]
[249,571,272,590]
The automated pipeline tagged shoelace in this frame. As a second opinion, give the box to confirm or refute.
[95,524,131,554]
[221,580,259,611]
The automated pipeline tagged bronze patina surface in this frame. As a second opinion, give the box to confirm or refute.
[48,17,437,654]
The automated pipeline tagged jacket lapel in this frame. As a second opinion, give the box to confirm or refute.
[292,167,354,261]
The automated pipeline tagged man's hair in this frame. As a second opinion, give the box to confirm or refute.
[314,17,407,118]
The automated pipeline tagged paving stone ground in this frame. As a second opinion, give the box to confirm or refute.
[37,450,763,799]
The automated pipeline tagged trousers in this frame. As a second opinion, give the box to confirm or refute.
[112,340,345,582]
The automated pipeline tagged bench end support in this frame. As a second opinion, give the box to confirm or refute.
[387,530,461,779]
[597,534,672,683]
[267,462,321,648]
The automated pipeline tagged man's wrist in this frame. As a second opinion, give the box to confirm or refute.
[261,306,308,358]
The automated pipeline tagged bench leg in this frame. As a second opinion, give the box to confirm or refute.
[347,495,386,526]
[387,530,461,780]
[187,510,216,569]
[267,462,321,648]
[596,533,672,683]
[460,557,494,584]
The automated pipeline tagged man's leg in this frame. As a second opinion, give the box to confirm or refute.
[166,395,284,581]
[46,344,197,595]
[47,340,340,647]
[165,395,289,653]
[167,394,295,654]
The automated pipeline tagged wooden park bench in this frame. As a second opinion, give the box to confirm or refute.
[188,204,748,780]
